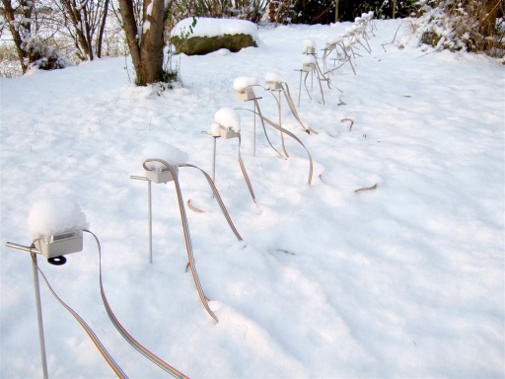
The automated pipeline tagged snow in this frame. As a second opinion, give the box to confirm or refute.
[146,1,154,16]
[214,107,241,132]
[142,143,189,170]
[1,19,504,379]
[265,71,284,82]
[28,198,88,239]
[171,17,259,42]
[302,54,317,65]
[233,76,259,92]
[142,20,151,34]
[302,39,316,53]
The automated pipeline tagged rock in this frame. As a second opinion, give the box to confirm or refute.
[170,17,259,56]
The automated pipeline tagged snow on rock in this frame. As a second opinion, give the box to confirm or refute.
[171,17,259,43]
[233,76,259,93]
[28,197,88,239]
[142,143,189,171]
[214,107,241,132]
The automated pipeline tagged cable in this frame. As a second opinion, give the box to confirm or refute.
[85,229,190,378]
[33,254,128,379]
[143,160,218,323]
[178,163,245,240]
[237,108,314,186]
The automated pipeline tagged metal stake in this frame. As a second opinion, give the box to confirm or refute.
[253,102,257,157]
[31,252,49,379]
[212,137,217,198]
[298,70,303,107]
[147,180,152,263]
[130,175,152,263]
[5,243,49,379]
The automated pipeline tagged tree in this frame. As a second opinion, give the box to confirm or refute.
[55,0,110,60]
[119,0,169,85]
[2,0,32,72]
[2,0,68,73]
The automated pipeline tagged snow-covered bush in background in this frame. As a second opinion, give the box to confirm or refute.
[167,0,267,30]
[413,0,504,58]
[24,38,72,71]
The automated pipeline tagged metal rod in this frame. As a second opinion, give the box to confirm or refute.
[31,253,49,379]
[5,242,39,253]
[130,175,152,262]
[278,90,283,146]
[212,137,217,198]
[253,102,257,157]
[311,69,314,92]
[147,180,152,263]
[298,70,303,107]
[318,74,326,105]
[130,175,148,182]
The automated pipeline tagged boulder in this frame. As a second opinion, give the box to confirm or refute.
[170,17,259,56]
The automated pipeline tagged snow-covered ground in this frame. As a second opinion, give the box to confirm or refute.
[1,19,504,378]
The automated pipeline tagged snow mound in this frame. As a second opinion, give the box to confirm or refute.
[28,197,88,239]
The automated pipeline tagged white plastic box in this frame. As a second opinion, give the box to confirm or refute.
[302,63,315,71]
[145,166,179,183]
[234,90,255,101]
[265,81,282,91]
[35,231,83,259]
[220,127,239,139]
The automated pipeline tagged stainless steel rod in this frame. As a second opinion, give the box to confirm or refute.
[31,253,49,379]
[148,180,152,263]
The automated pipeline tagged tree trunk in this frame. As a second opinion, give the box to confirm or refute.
[2,0,34,73]
[119,0,167,85]
[61,0,93,60]
[2,0,27,71]
[139,0,165,83]
[96,0,110,58]
[119,0,142,79]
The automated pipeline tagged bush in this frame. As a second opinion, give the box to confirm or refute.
[286,0,419,24]
[416,0,504,57]
[167,0,268,30]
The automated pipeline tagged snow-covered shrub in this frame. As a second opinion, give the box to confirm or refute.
[23,38,72,71]
[0,42,23,78]
[167,0,267,30]
[415,0,504,58]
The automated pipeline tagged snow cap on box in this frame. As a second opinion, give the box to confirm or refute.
[143,142,189,171]
[28,197,88,239]
[214,107,241,132]
[265,72,284,84]
[209,123,221,137]
[233,76,259,93]
[302,39,316,53]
